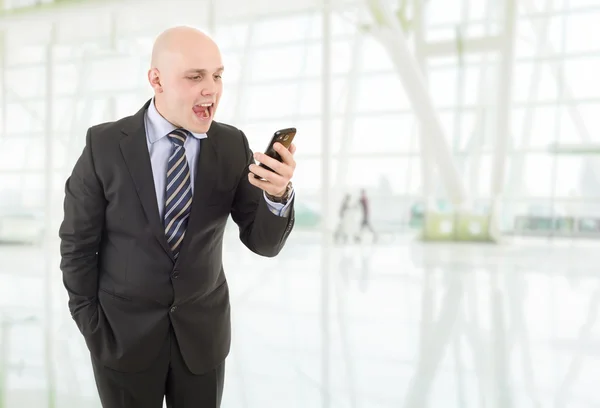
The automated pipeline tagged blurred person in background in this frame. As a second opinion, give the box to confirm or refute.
[334,193,353,244]
[355,188,377,243]
[58,26,297,408]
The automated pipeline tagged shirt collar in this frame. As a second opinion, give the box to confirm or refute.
[146,98,208,143]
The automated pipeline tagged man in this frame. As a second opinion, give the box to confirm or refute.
[356,189,376,242]
[58,26,296,408]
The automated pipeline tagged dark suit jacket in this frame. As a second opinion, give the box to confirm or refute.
[58,99,294,375]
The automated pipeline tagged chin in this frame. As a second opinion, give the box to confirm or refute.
[188,119,213,134]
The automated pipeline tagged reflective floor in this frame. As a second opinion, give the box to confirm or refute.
[0,230,598,407]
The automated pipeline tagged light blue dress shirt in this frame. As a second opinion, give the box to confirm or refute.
[144,99,293,219]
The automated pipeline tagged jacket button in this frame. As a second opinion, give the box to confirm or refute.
[172,270,179,279]
[170,306,177,313]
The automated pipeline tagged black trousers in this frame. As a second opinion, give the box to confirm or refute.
[90,327,225,408]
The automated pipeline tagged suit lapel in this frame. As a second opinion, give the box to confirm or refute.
[119,100,174,261]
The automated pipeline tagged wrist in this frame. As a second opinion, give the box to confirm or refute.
[266,182,293,203]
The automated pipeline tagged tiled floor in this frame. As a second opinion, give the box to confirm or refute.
[0,230,598,407]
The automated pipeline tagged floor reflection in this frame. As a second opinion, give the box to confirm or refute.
[0,232,598,407]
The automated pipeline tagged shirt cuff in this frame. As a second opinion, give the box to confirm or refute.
[263,188,295,217]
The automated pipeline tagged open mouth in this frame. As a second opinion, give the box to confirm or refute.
[193,102,213,120]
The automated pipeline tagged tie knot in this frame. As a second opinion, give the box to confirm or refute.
[168,129,189,147]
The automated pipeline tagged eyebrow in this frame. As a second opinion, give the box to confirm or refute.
[185,67,224,75]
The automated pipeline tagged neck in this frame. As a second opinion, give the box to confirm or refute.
[153,97,180,128]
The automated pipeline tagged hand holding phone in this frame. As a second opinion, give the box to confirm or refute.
[253,127,296,179]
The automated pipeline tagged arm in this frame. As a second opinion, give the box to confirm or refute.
[58,128,106,336]
[263,189,295,217]
[230,130,294,257]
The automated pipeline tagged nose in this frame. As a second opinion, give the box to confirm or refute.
[201,78,218,96]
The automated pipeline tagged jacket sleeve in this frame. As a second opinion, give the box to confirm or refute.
[58,127,106,335]
[229,129,295,257]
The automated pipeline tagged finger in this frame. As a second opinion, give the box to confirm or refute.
[254,152,286,175]
[273,143,295,165]
[249,163,287,185]
[288,143,297,155]
[247,172,287,196]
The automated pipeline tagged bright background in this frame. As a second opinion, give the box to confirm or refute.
[1,0,600,407]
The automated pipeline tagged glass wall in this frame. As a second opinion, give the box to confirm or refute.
[2,0,600,239]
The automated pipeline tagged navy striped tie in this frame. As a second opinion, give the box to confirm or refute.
[164,128,193,259]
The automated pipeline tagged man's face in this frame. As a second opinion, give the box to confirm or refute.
[150,41,223,134]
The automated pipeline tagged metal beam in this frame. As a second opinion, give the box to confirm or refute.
[423,35,503,57]
[367,0,468,209]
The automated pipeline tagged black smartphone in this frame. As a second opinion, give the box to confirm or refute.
[253,127,296,179]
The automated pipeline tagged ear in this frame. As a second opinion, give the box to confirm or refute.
[148,68,163,92]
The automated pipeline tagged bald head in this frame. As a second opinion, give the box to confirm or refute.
[150,26,219,70]
[147,26,224,134]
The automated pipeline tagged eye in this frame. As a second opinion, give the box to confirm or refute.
[214,75,222,80]
[189,75,201,80]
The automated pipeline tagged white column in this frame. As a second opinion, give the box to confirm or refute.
[490,0,517,205]
[320,0,332,407]
[413,0,435,210]
[0,30,5,139]
[43,22,57,408]
[207,0,216,35]
[0,318,9,408]
[334,31,362,189]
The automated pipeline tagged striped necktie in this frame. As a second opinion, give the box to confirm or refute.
[164,128,193,259]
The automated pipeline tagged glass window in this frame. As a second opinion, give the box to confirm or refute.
[425,0,463,26]
[512,106,561,148]
[5,43,45,65]
[351,114,418,154]
[566,11,600,53]
[5,102,45,133]
[345,157,419,193]
[428,67,458,108]
[296,78,347,116]
[243,83,299,119]
[360,37,395,73]
[356,73,412,112]
[564,56,600,99]
[576,103,600,141]
[554,156,585,197]
[513,62,559,103]
[250,45,316,81]
[214,23,252,50]
[53,63,79,96]
[252,13,320,45]
[5,66,45,99]
[522,153,555,197]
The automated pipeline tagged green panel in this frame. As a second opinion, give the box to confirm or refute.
[422,212,455,241]
[455,213,493,242]
[422,212,495,242]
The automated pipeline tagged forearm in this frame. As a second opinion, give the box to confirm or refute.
[231,131,294,257]
[59,230,100,313]
[58,128,106,330]
[238,194,294,257]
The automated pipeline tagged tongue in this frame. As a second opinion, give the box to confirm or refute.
[193,106,210,119]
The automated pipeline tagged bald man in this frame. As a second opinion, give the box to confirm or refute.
[59,26,296,408]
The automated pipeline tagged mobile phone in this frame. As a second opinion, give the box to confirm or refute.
[253,127,296,179]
